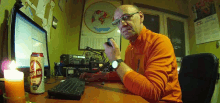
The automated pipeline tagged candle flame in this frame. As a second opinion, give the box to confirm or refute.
[9,60,17,70]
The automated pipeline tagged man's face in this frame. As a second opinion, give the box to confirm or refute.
[114,6,143,41]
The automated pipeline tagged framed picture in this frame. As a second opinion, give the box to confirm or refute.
[79,0,122,51]
[52,16,58,29]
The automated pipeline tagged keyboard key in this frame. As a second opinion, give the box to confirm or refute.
[48,77,85,100]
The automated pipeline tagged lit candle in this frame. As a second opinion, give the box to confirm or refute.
[4,60,26,103]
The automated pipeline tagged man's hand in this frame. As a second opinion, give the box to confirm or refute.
[103,39,121,62]
[79,72,108,82]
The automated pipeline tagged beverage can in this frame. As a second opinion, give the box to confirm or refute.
[30,52,45,94]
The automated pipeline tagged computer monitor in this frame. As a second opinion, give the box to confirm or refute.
[7,7,50,78]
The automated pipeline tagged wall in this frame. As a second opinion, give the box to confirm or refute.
[0,0,15,78]
[188,0,220,56]
[0,0,13,63]
[188,0,220,102]
[130,0,189,16]
[0,0,71,76]
[48,0,71,74]
[1,0,219,102]
[0,0,189,73]
[65,0,127,62]
[66,0,189,62]
[66,0,220,102]
[66,0,85,55]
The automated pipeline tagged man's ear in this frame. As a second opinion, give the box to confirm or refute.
[139,11,144,23]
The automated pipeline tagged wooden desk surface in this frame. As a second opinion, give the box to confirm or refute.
[28,78,148,103]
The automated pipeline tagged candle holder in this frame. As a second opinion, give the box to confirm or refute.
[3,92,34,103]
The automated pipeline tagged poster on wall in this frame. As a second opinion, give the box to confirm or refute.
[194,14,220,44]
[79,0,122,50]
[193,0,220,44]
[192,0,216,22]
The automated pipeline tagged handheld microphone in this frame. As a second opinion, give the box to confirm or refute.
[107,38,114,47]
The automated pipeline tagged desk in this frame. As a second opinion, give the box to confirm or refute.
[28,78,148,103]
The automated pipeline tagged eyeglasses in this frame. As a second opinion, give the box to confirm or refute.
[112,12,139,26]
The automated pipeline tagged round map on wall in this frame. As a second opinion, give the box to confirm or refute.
[84,1,117,34]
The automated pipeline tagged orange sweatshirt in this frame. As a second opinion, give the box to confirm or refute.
[107,26,182,103]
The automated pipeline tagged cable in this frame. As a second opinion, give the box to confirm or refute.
[82,49,86,56]
[45,70,65,84]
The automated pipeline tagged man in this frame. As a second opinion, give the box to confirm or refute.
[80,5,182,103]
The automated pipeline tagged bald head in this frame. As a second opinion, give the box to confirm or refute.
[113,5,144,42]
[115,5,140,14]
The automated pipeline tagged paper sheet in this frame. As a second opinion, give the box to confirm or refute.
[48,8,53,27]
[47,24,51,42]
[42,18,47,26]
[46,1,55,42]
[19,2,27,14]
[194,14,220,44]
[24,0,55,42]
[19,3,34,20]
[36,0,49,19]
[26,0,37,10]
[25,6,34,20]
[50,0,55,7]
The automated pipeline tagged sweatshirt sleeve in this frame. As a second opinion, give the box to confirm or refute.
[123,36,174,102]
